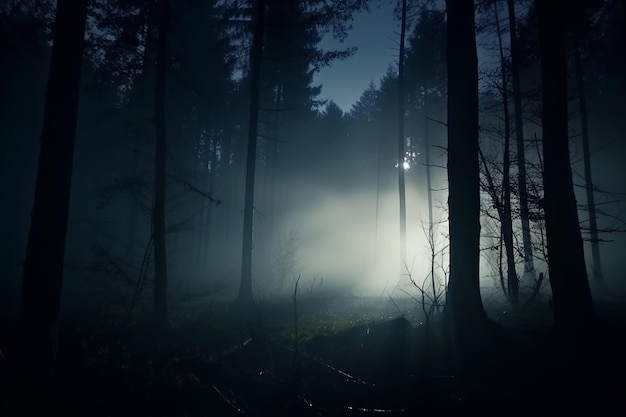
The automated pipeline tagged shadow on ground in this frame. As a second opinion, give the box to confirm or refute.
[1,295,625,416]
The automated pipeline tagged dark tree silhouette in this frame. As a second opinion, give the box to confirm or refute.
[507,0,536,283]
[573,27,602,282]
[493,1,519,310]
[238,0,266,309]
[397,0,408,268]
[153,0,171,333]
[444,0,490,346]
[405,9,447,310]
[16,0,86,376]
[536,0,594,329]
[236,0,367,308]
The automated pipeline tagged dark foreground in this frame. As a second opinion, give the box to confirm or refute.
[1,295,625,416]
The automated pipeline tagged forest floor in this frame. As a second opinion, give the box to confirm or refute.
[1,292,626,416]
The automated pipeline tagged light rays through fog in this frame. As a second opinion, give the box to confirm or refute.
[255,182,450,299]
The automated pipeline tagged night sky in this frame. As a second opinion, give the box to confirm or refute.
[315,2,397,112]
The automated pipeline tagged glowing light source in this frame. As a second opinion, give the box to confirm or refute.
[394,160,411,170]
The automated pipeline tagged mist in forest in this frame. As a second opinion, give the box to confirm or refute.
[2,1,626,416]
[1,0,625,318]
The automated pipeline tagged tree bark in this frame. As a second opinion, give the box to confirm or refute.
[573,32,602,282]
[238,0,267,308]
[494,2,519,310]
[153,0,170,333]
[16,0,86,378]
[423,98,438,310]
[507,0,535,282]
[536,0,594,329]
[445,0,489,345]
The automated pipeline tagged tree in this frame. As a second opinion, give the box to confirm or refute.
[349,81,381,123]
[566,0,626,283]
[236,0,368,307]
[536,0,594,330]
[347,83,385,265]
[237,0,266,309]
[167,0,238,274]
[15,0,86,378]
[397,0,408,268]
[573,32,602,282]
[262,0,322,119]
[444,0,490,347]
[405,8,448,310]
[252,0,325,270]
[493,0,519,309]
[506,0,536,283]
[153,0,171,334]
[0,3,54,312]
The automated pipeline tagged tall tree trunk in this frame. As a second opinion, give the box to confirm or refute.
[195,128,209,267]
[423,100,434,250]
[573,32,602,282]
[445,0,489,346]
[423,98,437,309]
[268,83,283,225]
[16,0,86,379]
[153,0,170,333]
[204,134,219,271]
[397,0,408,268]
[494,3,519,310]
[536,0,594,330]
[238,0,266,308]
[374,124,382,273]
[125,149,140,259]
[507,0,535,282]
[126,2,157,263]
[479,147,511,301]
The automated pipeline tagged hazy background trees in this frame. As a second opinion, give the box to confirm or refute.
[1,0,625,355]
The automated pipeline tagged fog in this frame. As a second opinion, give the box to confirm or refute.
[3,63,626,318]
[252,184,444,297]
[2,3,626,416]
[0,0,624,323]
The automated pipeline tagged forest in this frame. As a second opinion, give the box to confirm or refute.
[1,0,625,415]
